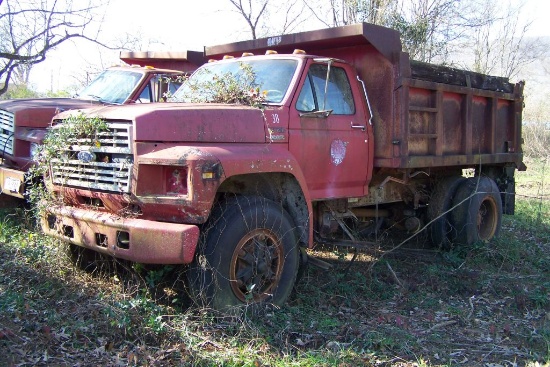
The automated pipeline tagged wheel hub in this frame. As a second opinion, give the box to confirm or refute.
[230,228,284,302]
[477,197,498,240]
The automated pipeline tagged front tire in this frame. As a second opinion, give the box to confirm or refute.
[187,196,299,311]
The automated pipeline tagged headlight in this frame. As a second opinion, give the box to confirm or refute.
[166,167,188,194]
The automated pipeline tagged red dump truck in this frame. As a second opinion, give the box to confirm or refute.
[40,23,524,310]
[0,51,203,199]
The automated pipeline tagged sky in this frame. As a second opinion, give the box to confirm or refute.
[29,0,550,93]
[31,0,278,92]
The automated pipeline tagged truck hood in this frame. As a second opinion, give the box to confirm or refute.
[0,98,101,128]
[60,103,268,143]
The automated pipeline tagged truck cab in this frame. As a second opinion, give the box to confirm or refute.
[0,51,204,199]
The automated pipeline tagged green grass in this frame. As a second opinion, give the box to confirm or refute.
[0,163,549,366]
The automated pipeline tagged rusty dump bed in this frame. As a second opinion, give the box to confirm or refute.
[207,22,524,170]
[392,60,523,170]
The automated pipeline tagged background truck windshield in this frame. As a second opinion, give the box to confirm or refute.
[77,69,144,104]
[172,59,298,104]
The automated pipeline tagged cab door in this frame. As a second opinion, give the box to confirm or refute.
[288,60,370,200]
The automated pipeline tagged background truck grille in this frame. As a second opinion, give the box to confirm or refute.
[51,121,133,193]
[0,109,15,155]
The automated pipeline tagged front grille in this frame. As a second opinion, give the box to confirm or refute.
[72,121,132,154]
[0,109,15,155]
[51,159,133,193]
[51,121,133,193]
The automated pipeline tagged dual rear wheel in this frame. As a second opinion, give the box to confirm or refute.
[429,176,502,248]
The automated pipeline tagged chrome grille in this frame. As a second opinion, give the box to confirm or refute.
[72,121,132,154]
[0,109,15,155]
[51,159,133,193]
[51,121,133,193]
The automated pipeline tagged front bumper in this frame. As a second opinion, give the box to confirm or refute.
[0,165,26,199]
[41,206,200,264]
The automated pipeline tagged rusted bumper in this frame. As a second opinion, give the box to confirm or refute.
[0,165,26,199]
[41,206,200,264]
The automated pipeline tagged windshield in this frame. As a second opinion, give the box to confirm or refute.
[77,69,144,104]
[171,58,298,104]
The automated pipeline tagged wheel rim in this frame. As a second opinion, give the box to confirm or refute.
[229,228,284,303]
[477,196,498,240]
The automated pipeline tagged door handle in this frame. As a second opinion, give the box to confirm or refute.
[351,122,366,131]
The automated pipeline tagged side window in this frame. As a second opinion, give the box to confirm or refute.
[296,76,315,112]
[137,83,152,103]
[154,75,184,102]
[296,64,355,115]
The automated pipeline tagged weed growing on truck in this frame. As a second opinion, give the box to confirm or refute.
[26,113,109,216]
[172,62,267,108]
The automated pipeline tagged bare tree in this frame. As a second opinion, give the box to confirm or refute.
[229,0,307,39]
[389,0,482,63]
[229,0,269,39]
[277,0,307,34]
[0,0,109,96]
[470,0,546,79]
[303,0,398,28]
[301,0,545,73]
[302,0,459,62]
[302,0,465,63]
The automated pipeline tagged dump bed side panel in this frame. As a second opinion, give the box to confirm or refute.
[371,55,524,170]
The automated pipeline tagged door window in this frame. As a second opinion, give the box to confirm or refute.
[296,64,355,115]
[137,83,152,103]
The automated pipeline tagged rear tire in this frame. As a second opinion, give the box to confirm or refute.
[451,177,502,246]
[428,176,466,249]
[187,196,299,311]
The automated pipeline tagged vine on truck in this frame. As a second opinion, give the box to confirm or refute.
[27,113,109,215]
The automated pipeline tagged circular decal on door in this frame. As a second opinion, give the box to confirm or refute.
[330,139,348,166]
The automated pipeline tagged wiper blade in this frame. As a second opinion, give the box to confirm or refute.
[78,94,111,104]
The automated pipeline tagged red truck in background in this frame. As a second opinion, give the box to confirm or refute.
[40,23,524,310]
[0,51,204,200]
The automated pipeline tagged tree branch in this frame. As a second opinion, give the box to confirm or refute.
[0,0,110,96]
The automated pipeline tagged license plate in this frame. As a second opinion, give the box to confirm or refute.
[4,177,21,193]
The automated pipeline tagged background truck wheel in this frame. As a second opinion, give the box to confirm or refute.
[66,244,100,273]
[66,244,117,273]
[450,176,502,246]
[187,196,299,311]
[428,176,466,249]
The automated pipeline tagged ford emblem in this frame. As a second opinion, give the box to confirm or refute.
[77,150,96,163]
